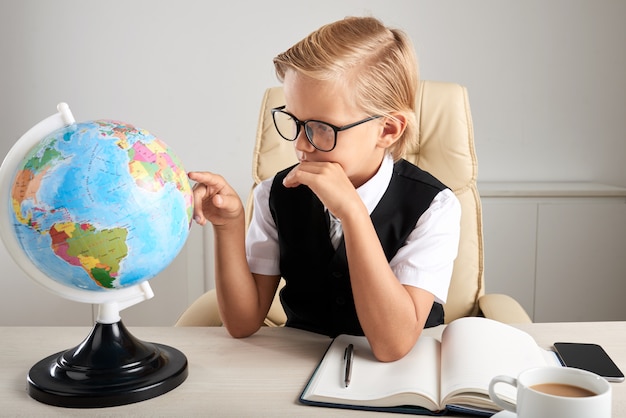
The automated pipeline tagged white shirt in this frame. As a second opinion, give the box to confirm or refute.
[246,153,461,304]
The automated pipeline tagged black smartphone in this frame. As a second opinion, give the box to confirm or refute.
[553,342,624,382]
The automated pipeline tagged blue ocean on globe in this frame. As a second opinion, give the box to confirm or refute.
[9,120,193,291]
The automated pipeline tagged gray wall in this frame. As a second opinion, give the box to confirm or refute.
[1,0,625,324]
[2,1,625,196]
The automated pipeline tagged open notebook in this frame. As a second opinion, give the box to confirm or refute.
[300,317,560,416]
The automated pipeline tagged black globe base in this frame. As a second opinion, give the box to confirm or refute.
[27,320,188,408]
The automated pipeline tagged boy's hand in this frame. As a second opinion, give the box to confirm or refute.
[188,171,243,227]
[282,161,362,220]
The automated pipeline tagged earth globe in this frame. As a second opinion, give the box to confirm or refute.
[0,103,192,407]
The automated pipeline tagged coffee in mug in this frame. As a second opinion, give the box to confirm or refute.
[489,366,611,418]
[530,382,596,398]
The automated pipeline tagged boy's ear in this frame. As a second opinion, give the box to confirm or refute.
[378,113,407,148]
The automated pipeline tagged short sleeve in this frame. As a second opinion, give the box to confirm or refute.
[389,188,461,304]
[245,178,281,275]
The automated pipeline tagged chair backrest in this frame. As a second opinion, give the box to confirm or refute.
[246,81,484,323]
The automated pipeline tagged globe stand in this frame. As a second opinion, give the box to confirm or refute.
[27,298,187,408]
[27,319,188,408]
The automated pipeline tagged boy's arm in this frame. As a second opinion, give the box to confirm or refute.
[213,216,280,337]
[189,171,279,337]
[341,206,435,362]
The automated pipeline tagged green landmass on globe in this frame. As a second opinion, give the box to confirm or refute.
[9,120,193,291]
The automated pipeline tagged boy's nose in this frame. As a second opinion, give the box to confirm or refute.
[294,130,315,153]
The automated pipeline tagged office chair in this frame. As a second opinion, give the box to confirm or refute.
[175,81,531,327]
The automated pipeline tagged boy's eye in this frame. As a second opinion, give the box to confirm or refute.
[308,122,332,136]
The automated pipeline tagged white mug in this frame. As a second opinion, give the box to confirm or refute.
[489,366,611,418]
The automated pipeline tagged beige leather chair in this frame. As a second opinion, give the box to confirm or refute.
[175,81,532,327]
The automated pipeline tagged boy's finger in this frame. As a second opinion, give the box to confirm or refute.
[188,171,222,187]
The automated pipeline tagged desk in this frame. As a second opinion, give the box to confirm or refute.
[1,322,624,417]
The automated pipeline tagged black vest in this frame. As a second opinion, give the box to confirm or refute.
[269,159,447,337]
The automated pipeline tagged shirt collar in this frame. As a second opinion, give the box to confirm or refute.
[357,152,394,215]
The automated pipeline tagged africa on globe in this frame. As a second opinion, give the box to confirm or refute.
[8,117,193,293]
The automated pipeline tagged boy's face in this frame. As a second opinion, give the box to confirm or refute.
[282,71,389,188]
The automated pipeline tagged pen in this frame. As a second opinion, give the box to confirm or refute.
[344,343,354,388]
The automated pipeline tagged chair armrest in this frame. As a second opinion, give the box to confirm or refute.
[175,289,223,327]
[263,279,287,327]
[478,293,532,324]
[264,302,287,327]
[176,287,286,328]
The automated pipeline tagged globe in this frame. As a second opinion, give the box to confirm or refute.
[0,103,190,408]
[2,107,192,300]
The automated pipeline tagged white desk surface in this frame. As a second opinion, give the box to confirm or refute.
[1,322,625,417]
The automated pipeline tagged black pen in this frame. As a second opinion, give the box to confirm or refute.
[344,343,354,388]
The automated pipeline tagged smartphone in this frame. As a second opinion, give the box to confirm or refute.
[553,342,624,382]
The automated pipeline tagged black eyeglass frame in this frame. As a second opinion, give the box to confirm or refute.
[270,105,381,152]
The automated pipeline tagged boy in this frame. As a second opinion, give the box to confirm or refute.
[190,16,461,362]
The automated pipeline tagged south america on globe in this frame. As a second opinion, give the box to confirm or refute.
[10,119,193,292]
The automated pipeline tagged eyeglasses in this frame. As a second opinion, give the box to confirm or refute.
[271,106,381,152]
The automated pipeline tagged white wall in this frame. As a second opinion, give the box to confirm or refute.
[1,0,625,324]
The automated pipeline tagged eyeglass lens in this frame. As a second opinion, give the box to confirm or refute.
[273,111,336,151]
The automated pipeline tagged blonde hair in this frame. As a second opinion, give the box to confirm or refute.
[273,16,419,160]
